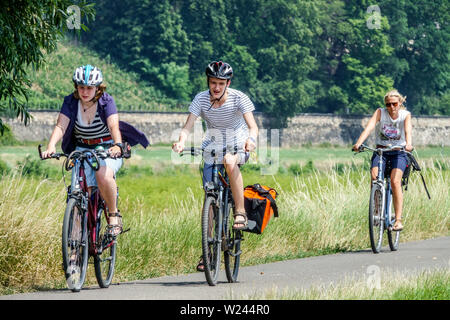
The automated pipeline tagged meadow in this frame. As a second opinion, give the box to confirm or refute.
[0,144,449,295]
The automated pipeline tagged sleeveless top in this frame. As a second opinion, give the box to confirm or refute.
[74,101,111,140]
[375,108,410,147]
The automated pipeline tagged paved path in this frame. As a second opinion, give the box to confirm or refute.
[2,236,449,300]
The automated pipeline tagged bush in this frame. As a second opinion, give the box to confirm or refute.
[0,159,10,176]
[0,124,18,146]
[17,155,48,178]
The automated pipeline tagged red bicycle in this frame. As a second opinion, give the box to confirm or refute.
[39,144,127,292]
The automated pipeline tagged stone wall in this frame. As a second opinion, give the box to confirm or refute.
[2,111,450,147]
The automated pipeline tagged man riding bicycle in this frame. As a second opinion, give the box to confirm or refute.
[42,65,149,236]
[172,61,259,271]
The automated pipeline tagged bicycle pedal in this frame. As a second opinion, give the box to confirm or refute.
[121,227,131,235]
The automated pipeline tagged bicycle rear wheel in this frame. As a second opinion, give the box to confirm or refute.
[224,202,241,283]
[369,185,385,253]
[62,198,89,292]
[94,207,117,288]
[202,196,222,286]
[387,191,400,251]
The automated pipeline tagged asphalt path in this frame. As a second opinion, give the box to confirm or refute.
[2,236,449,300]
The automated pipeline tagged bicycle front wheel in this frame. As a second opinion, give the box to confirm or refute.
[202,196,222,286]
[369,185,385,253]
[387,192,400,251]
[224,202,241,283]
[94,207,117,288]
[62,198,89,292]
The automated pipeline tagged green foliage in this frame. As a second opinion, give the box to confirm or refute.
[0,0,95,132]
[10,0,450,126]
[25,41,180,111]
[0,160,9,176]
[0,124,18,146]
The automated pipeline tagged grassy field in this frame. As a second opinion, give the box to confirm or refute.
[242,269,450,300]
[0,144,449,295]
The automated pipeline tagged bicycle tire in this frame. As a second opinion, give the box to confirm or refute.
[62,198,89,292]
[94,207,117,288]
[224,202,241,283]
[369,185,384,253]
[202,196,222,286]
[387,191,400,251]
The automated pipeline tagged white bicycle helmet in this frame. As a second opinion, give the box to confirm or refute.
[72,65,103,86]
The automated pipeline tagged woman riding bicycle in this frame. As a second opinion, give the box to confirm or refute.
[352,89,413,232]
[172,61,258,270]
[41,65,149,236]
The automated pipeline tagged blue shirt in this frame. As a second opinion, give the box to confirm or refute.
[60,93,150,154]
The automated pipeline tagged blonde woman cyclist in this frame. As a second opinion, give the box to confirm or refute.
[353,90,413,231]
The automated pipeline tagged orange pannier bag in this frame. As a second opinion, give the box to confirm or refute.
[243,184,279,234]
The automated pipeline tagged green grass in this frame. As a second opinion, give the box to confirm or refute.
[25,39,183,111]
[0,145,449,295]
[242,269,450,300]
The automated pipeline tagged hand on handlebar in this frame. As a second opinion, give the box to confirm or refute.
[40,144,56,159]
[352,143,363,152]
[172,141,185,154]
[108,145,122,158]
[244,138,256,152]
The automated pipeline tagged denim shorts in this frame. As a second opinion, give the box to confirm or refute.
[202,151,250,188]
[371,150,408,174]
[71,144,123,187]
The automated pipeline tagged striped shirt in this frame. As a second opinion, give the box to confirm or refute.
[189,88,255,151]
[74,101,111,140]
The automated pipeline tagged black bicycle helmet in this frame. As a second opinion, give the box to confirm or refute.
[205,61,233,80]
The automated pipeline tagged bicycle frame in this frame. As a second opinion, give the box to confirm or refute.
[372,152,394,230]
[358,143,406,253]
[67,153,115,256]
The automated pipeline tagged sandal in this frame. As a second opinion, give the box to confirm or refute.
[232,211,248,230]
[196,256,205,272]
[392,218,403,232]
[107,211,123,237]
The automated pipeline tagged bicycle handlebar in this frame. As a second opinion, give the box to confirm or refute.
[354,144,414,156]
[38,144,125,160]
[179,145,239,157]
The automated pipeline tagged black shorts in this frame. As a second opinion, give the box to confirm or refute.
[371,150,408,174]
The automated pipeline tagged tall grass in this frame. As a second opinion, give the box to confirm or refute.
[242,269,450,300]
[0,162,448,295]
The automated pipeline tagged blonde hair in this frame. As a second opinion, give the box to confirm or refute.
[73,83,107,102]
[384,89,407,109]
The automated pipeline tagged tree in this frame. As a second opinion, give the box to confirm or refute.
[0,0,94,133]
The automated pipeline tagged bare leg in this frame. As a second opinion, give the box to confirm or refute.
[390,168,404,230]
[95,166,120,228]
[224,153,246,228]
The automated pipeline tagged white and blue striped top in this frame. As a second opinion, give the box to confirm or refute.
[189,88,255,151]
[74,101,111,140]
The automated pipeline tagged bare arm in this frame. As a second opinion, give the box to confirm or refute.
[243,112,258,152]
[353,109,381,151]
[106,113,123,157]
[404,112,413,151]
[42,113,70,158]
[172,113,198,153]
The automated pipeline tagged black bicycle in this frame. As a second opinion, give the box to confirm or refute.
[39,144,126,291]
[180,146,243,286]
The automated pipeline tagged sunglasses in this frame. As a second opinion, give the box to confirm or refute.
[385,102,399,107]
